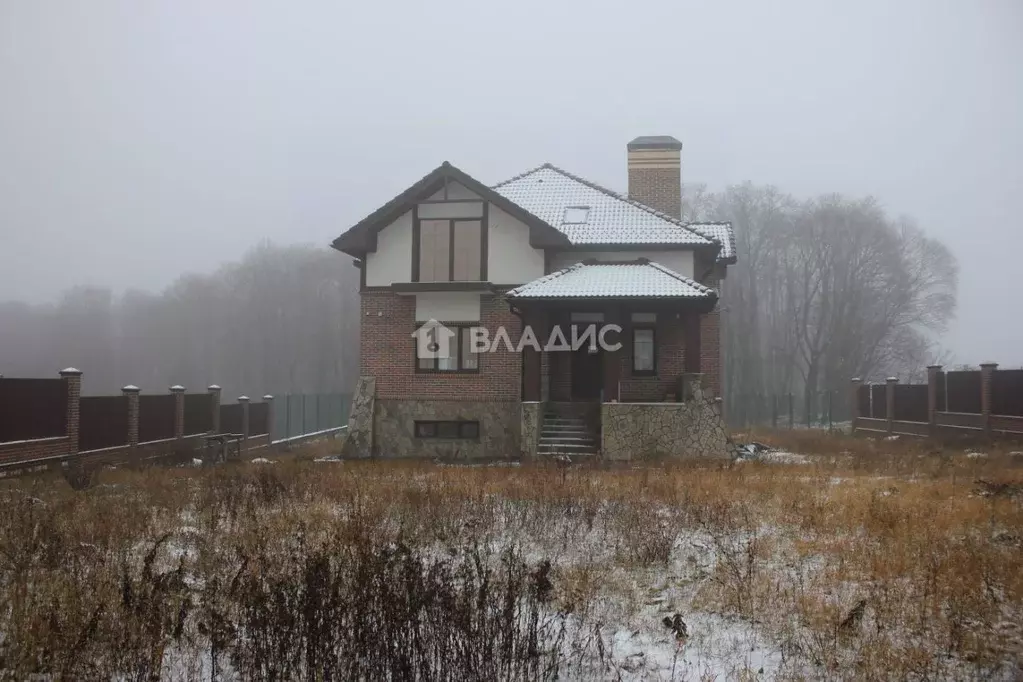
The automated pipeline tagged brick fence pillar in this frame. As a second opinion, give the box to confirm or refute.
[208,385,221,433]
[238,396,250,453]
[885,376,898,434]
[926,365,942,436]
[122,385,140,447]
[170,385,185,440]
[262,394,275,442]
[980,362,998,438]
[850,378,861,432]
[59,368,82,454]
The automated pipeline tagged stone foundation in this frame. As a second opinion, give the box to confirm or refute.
[601,394,729,461]
[520,402,542,458]
[340,376,375,458]
[374,399,520,460]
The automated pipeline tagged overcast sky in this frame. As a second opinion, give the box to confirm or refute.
[1,0,1020,364]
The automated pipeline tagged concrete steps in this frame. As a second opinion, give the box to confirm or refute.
[537,403,599,457]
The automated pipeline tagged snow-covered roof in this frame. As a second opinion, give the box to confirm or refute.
[492,164,717,247]
[691,222,736,262]
[506,261,717,300]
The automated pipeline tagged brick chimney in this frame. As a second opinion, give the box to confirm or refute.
[627,135,683,219]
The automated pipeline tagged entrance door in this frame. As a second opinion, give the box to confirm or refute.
[571,345,603,401]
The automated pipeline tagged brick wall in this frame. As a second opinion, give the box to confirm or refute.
[360,291,522,402]
[626,167,682,219]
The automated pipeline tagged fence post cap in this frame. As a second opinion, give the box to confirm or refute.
[262,394,274,401]
[926,364,943,370]
[59,367,82,376]
[980,362,999,369]
[121,384,140,393]
[886,376,899,383]
[851,377,862,383]
[169,385,186,393]
[238,395,250,402]
[207,384,221,391]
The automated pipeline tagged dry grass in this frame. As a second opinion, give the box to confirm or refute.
[0,431,1021,680]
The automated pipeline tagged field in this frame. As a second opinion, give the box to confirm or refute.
[1,432,1021,680]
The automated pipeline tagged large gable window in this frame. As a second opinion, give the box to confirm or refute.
[416,218,484,282]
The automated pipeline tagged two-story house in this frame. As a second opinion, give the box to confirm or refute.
[332,136,735,460]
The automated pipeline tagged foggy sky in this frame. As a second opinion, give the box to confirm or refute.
[1,0,1021,364]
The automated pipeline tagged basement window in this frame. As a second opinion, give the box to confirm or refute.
[414,420,480,439]
[562,206,590,224]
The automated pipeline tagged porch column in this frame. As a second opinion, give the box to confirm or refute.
[522,308,546,402]
[602,305,622,401]
[684,312,702,374]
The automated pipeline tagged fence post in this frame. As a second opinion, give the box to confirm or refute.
[263,394,274,443]
[787,393,794,429]
[850,378,862,434]
[59,368,82,454]
[208,385,221,434]
[122,385,140,448]
[980,362,998,439]
[926,365,942,437]
[885,377,898,434]
[238,396,250,454]
[285,394,292,440]
[169,385,185,440]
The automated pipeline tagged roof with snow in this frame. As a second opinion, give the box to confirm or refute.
[492,164,717,248]
[506,260,717,301]
[690,222,736,263]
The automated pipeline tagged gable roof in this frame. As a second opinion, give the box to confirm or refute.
[506,260,717,301]
[492,163,719,250]
[331,162,568,257]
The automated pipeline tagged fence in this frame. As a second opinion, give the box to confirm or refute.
[0,367,354,474]
[729,390,848,430]
[274,392,351,442]
[852,362,1023,440]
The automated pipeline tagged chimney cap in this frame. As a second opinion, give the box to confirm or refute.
[627,135,682,151]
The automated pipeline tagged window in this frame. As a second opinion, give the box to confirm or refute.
[417,218,483,282]
[416,325,480,373]
[563,206,590,224]
[632,326,656,375]
[414,420,480,439]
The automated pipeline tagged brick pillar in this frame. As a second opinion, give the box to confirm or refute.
[850,378,861,432]
[208,385,221,433]
[238,396,250,453]
[262,394,274,442]
[926,365,942,435]
[59,368,82,453]
[170,385,185,439]
[122,385,140,447]
[885,377,898,434]
[980,362,998,438]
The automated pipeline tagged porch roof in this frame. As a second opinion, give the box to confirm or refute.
[506,260,717,301]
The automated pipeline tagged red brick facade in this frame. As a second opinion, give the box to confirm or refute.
[361,293,723,404]
[360,291,523,402]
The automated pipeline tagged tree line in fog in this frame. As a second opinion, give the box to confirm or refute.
[685,183,957,419]
[0,244,359,397]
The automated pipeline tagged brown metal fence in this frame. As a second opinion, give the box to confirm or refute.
[138,394,177,442]
[893,384,928,422]
[935,371,946,412]
[183,394,213,435]
[249,402,270,436]
[946,371,982,414]
[79,395,129,452]
[991,369,1023,417]
[857,384,871,421]
[870,385,886,418]
[220,403,244,435]
[0,378,67,443]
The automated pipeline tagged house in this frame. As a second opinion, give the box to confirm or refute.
[332,136,736,460]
